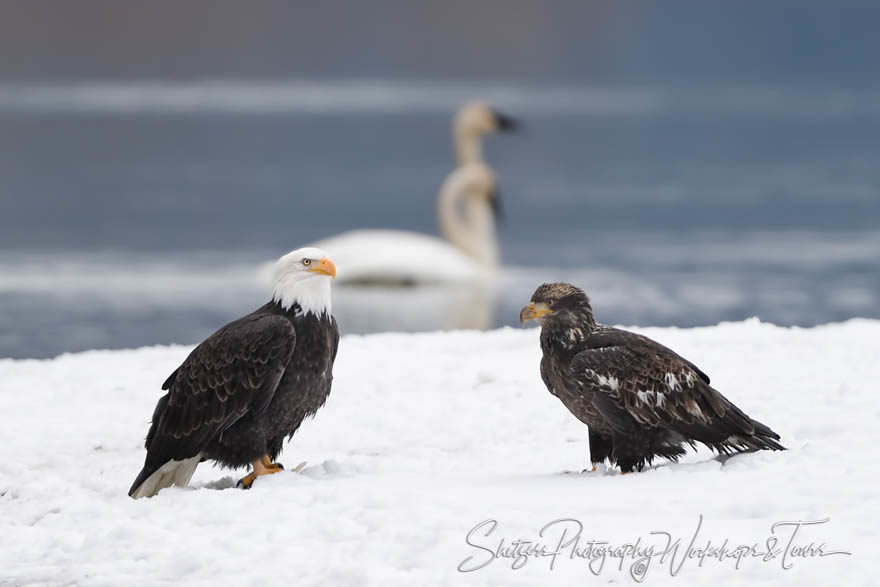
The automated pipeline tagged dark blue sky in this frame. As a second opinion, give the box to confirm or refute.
[1,1,878,83]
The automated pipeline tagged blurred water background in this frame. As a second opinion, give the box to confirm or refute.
[1,2,878,358]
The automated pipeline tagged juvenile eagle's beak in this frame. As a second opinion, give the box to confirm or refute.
[309,257,337,279]
[520,301,552,324]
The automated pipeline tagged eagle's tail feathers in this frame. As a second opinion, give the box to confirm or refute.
[748,418,786,451]
[129,454,202,499]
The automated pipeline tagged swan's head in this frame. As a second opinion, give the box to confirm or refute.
[271,247,336,315]
[455,101,518,137]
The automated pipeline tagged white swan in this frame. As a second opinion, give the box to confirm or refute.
[314,101,516,285]
[314,162,498,285]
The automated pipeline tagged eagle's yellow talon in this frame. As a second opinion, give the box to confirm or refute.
[261,455,284,473]
[237,454,284,489]
[237,472,257,489]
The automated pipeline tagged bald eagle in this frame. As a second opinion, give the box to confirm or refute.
[520,283,784,474]
[129,247,339,498]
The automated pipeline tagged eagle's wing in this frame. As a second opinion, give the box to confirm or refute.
[140,314,296,473]
[330,316,340,363]
[539,355,557,397]
[569,329,770,447]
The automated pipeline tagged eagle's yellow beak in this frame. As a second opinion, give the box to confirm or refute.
[519,301,553,324]
[308,257,337,279]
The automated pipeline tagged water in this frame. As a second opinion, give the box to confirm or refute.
[1,81,878,359]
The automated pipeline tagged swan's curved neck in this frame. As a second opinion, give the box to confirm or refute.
[437,171,499,268]
[454,128,483,166]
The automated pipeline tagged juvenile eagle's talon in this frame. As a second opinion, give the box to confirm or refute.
[590,465,598,472]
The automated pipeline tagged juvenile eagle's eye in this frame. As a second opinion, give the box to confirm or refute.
[302,259,312,266]
[548,300,553,306]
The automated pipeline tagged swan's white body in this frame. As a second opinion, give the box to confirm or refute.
[313,229,483,285]
[314,101,511,285]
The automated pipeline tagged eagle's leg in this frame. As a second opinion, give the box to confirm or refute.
[588,429,613,472]
[237,455,284,489]
[615,455,639,475]
[261,454,284,473]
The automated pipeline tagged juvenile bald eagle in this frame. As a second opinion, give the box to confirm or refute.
[129,247,339,498]
[520,283,784,474]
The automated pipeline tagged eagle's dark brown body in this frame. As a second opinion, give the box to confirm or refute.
[129,300,338,496]
[528,283,784,473]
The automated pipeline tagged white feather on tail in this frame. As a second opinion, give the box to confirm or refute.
[129,454,202,499]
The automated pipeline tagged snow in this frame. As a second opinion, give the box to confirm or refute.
[0,319,875,585]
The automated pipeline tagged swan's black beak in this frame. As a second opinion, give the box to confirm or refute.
[493,110,519,132]
[489,187,502,221]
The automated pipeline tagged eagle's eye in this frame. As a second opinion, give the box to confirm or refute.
[548,300,554,306]
[302,259,312,266]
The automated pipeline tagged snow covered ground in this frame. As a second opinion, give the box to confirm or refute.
[0,320,875,586]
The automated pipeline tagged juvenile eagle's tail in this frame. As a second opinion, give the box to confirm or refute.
[129,455,202,499]
[698,385,786,453]
[716,399,786,452]
[746,417,786,451]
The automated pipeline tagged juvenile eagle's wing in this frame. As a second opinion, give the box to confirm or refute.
[129,314,296,495]
[570,329,782,452]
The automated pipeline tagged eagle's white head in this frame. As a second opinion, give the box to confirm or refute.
[271,247,336,315]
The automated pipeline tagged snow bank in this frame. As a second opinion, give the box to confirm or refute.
[0,320,874,585]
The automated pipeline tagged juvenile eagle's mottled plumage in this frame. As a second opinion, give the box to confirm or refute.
[129,248,339,498]
[522,283,784,473]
